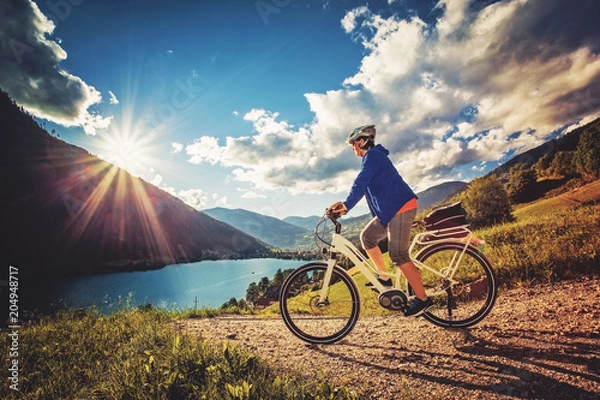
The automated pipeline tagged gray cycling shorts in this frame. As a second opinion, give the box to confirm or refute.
[360,208,417,265]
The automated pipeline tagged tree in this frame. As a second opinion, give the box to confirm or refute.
[221,297,238,309]
[573,127,600,178]
[273,268,285,285]
[506,163,537,203]
[246,282,260,305]
[461,175,513,228]
[549,151,576,178]
[258,276,270,292]
[534,153,553,179]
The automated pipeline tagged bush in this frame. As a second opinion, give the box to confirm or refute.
[460,175,514,228]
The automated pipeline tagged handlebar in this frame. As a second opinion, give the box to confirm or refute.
[325,209,343,233]
[313,209,343,248]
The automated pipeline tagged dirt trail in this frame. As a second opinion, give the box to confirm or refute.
[177,277,600,399]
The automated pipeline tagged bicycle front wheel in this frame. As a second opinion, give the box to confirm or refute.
[415,243,497,328]
[279,262,360,344]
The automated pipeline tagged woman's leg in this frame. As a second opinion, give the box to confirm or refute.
[388,209,427,299]
[365,246,388,279]
[398,261,426,299]
[360,218,389,279]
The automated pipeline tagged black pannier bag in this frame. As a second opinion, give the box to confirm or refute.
[424,202,469,231]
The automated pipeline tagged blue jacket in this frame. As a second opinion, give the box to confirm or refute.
[343,144,416,225]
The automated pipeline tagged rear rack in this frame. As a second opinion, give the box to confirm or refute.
[414,225,472,245]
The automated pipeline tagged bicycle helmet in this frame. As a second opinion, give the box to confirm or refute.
[347,124,376,145]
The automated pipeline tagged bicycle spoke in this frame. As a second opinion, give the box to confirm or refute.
[279,262,360,344]
[415,243,497,328]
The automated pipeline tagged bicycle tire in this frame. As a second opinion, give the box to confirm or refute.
[279,262,360,344]
[414,242,497,328]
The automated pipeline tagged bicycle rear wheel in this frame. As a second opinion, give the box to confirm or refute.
[279,262,360,344]
[414,243,497,328]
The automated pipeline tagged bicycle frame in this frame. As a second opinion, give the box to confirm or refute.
[317,217,475,304]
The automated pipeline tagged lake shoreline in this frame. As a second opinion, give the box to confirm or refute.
[17,258,310,314]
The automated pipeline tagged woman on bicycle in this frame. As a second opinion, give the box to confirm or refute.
[328,124,433,317]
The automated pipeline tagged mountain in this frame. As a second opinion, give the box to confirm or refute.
[205,181,467,249]
[283,215,321,231]
[416,181,468,211]
[203,207,309,249]
[489,118,599,177]
[0,90,269,279]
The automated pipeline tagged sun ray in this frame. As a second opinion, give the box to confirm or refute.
[62,162,120,243]
[53,153,175,268]
[129,172,174,261]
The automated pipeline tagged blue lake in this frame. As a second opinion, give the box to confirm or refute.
[24,258,307,313]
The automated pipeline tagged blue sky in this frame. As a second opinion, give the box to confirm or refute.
[2,0,600,218]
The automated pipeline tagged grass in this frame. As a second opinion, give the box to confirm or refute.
[3,180,598,399]
[478,179,600,287]
[478,202,599,287]
[0,308,361,400]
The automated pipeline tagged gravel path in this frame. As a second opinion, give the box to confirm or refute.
[177,276,600,399]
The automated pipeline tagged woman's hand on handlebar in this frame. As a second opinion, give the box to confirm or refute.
[327,201,347,217]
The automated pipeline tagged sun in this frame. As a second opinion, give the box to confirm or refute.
[98,128,151,177]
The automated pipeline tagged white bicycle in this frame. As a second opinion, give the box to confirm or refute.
[279,207,497,344]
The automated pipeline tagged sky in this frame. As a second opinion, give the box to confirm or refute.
[2,0,600,219]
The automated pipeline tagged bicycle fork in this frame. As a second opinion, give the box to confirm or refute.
[317,258,338,306]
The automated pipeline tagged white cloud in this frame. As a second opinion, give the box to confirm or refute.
[211,193,228,207]
[343,14,427,97]
[340,6,370,34]
[186,136,225,165]
[143,168,228,210]
[186,109,340,193]
[82,111,113,136]
[0,0,112,135]
[177,188,208,210]
[240,190,267,199]
[148,172,163,187]
[186,0,600,194]
[172,188,228,210]
[171,142,183,153]
[108,90,119,105]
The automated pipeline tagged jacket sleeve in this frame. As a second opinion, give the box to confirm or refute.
[343,152,379,211]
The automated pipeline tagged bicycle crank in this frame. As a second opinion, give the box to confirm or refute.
[378,290,408,312]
